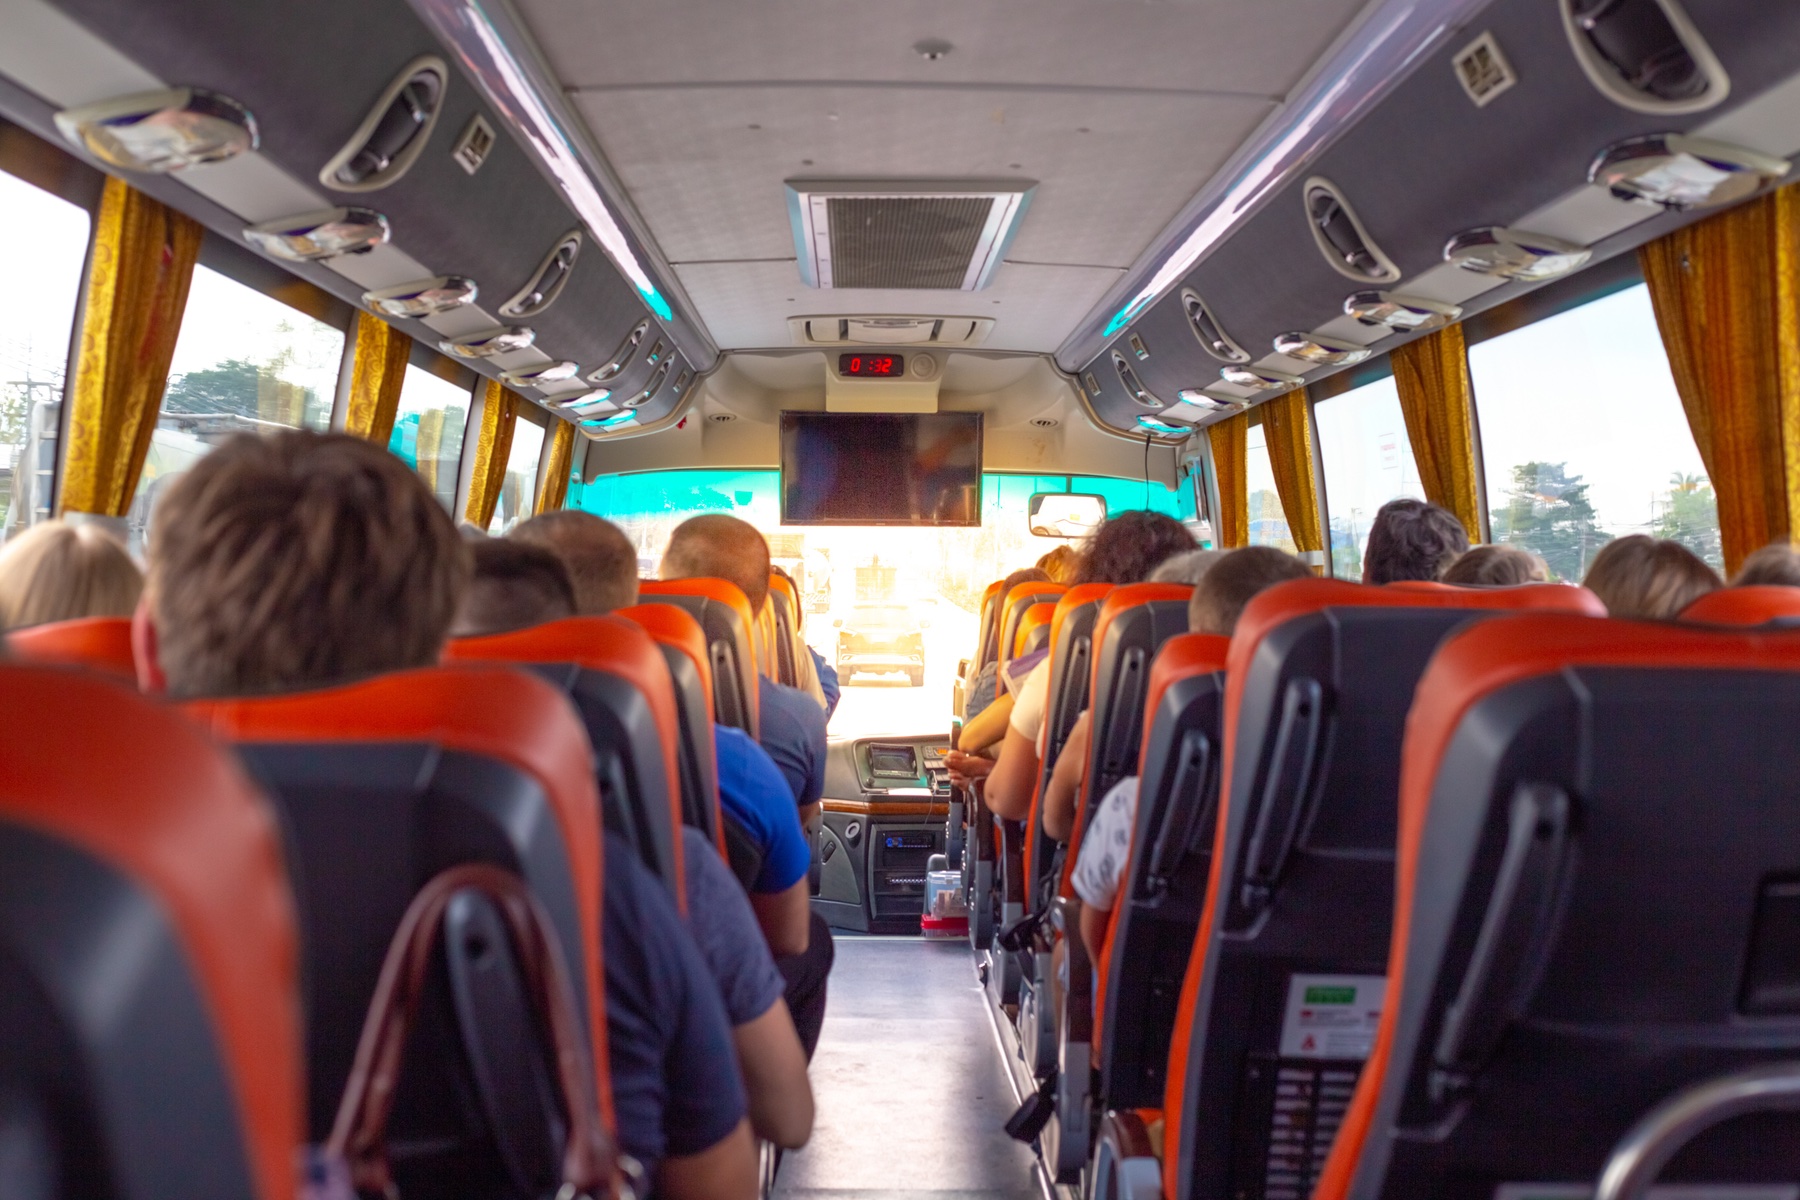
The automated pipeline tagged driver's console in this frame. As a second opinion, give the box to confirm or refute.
[812,736,954,934]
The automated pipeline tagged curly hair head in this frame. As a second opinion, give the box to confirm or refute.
[1073,510,1196,586]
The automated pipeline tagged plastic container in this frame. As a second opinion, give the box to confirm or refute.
[921,868,968,939]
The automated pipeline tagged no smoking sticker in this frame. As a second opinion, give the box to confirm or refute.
[1279,973,1385,1060]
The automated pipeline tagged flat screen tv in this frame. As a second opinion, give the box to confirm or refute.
[779,412,983,526]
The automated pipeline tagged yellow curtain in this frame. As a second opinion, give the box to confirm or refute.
[1259,387,1325,561]
[59,176,203,517]
[1208,412,1248,549]
[534,419,576,514]
[463,380,519,529]
[1391,323,1483,543]
[1640,183,1800,576]
[343,311,411,446]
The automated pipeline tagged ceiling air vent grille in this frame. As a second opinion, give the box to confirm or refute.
[786,179,1035,291]
[787,315,993,346]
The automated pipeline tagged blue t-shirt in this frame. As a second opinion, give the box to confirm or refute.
[603,832,746,1167]
[809,647,840,720]
[680,827,787,1025]
[757,676,826,810]
[714,725,811,893]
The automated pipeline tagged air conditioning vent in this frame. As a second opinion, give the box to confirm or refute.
[1563,0,1727,114]
[1303,178,1399,284]
[1180,289,1251,363]
[500,231,581,319]
[787,315,993,346]
[1029,417,1059,429]
[320,57,447,192]
[785,179,1035,290]
[1452,31,1518,108]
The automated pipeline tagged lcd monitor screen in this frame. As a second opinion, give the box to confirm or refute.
[780,412,982,526]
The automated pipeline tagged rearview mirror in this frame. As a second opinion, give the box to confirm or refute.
[1029,492,1107,538]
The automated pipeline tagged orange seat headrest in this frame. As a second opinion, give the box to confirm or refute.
[1681,584,1800,626]
[7,616,138,681]
[1014,602,1056,658]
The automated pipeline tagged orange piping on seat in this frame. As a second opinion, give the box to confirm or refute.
[616,602,727,859]
[7,615,137,680]
[1015,602,1056,659]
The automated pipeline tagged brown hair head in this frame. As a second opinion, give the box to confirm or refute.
[1733,541,1800,588]
[0,519,142,631]
[1441,544,1549,587]
[661,514,772,613]
[146,430,470,698]
[1362,498,1470,584]
[453,538,577,638]
[511,509,639,614]
[1187,546,1312,636]
[1073,510,1196,586]
[1035,544,1078,583]
[1582,534,1722,619]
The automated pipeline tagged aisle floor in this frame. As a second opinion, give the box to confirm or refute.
[773,935,1040,1200]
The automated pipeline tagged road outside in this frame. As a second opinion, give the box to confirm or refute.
[801,594,978,742]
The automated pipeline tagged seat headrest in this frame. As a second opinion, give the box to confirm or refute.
[6,616,138,681]
[1,665,301,1200]
[1135,632,1230,771]
[640,577,757,634]
[1681,584,1800,626]
[768,572,798,607]
[1015,602,1056,658]
[1093,583,1194,647]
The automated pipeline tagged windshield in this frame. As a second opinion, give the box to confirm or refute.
[568,469,1199,740]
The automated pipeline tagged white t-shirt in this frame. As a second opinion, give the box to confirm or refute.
[1070,776,1141,911]
[1008,659,1052,744]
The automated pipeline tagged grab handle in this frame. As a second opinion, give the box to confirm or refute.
[1144,728,1215,897]
[1239,678,1326,915]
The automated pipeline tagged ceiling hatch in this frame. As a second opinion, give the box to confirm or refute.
[785,179,1035,290]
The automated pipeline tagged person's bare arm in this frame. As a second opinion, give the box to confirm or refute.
[748,878,811,957]
[1078,899,1111,972]
[655,1118,757,1200]
[985,726,1040,822]
[958,692,1015,753]
[799,801,821,833]
[1042,710,1091,843]
[732,1000,814,1149]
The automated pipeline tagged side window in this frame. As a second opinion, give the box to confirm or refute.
[0,168,90,538]
[1468,282,1718,578]
[1314,375,1421,579]
[487,409,546,534]
[129,264,344,552]
[1245,418,1294,552]
[390,363,471,513]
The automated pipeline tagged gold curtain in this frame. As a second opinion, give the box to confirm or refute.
[534,419,576,514]
[1640,183,1800,576]
[1391,323,1483,543]
[462,380,519,529]
[1208,412,1248,549]
[59,176,203,517]
[343,312,411,446]
[1259,387,1325,560]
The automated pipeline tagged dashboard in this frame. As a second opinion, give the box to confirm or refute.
[814,735,957,934]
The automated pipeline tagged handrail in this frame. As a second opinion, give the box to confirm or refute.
[1595,1062,1800,1200]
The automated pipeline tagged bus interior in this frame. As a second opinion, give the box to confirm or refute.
[6,0,1800,1198]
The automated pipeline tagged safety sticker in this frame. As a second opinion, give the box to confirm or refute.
[1494,1187,1798,1200]
[1278,974,1385,1060]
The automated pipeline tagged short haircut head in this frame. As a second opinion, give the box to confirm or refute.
[511,509,639,614]
[1362,498,1470,584]
[1441,544,1549,587]
[453,538,576,637]
[0,518,142,631]
[1073,510,1196,586]
[147,430,469,698]
[1187,546,1312,636]
[661,514,772,613]
[1582,534,1722,619]
[1150,548,1225,585]
[1733,541,1800,588]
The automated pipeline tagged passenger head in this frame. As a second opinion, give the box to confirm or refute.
[1150,548,1224,585]
[1582,534,1722,619]
[1733,541,1800,588]
[1187,547,1312,637]
[452,538,576,638]
[0,519,142,632]
[661,514,773,613]
[1000,565,1052,599]
[511,509,638,614]
[1073,511,1195,586]
[143,430,469,698]
[1362,498,1470,584]
[1036,545,1078,583]
[1441,544,1549,587]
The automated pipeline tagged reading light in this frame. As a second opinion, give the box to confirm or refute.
[55,88,257,172]
[561,390,616,415]
[1272,332,1373,366]
[244,208,389,261]
[362,276,477,318]
[1444,227,1591,281]
[1220,366,1302,393]
[438,327,535,359]
[1344,290,1462,332]
[581,410,635,430]
[1589,134,1790,211]
[500,361,581,388]
[1175,388,1243,414]
[1137,415,1190,436]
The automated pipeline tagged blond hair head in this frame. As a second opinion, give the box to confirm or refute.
[0,519,143,632]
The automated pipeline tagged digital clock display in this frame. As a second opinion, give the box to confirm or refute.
[838,353,905,378]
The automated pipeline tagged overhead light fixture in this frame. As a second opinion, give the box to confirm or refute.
[362,275,478,318]
[438,327,535,359]
[55,87,257,173]
[500,361,581,388]
[1443,226,1592,282]
[1137,415,1190,436]
[1589,134,1790,211]
[1272,331,1373,366]
[1220,366,1303,392]
[1344,290,1462,332]
[581,410,636,430]
[244,207,389,261]
[561,389,616,415]
[1174,388,1243,414]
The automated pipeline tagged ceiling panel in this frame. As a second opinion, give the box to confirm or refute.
[673,259,1125,352]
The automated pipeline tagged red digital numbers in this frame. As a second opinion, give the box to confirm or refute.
[840,353,903,377]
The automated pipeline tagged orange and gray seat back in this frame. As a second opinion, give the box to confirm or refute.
[6,616,137,681]
[1022,583,1112,910]
[1681,583,1800,626]
[997,582,1068,688]
[640,578,760,738]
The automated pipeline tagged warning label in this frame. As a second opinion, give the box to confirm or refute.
[1278,973,1385,1060]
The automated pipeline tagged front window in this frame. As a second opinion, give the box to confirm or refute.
[1315,375,1422,579]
